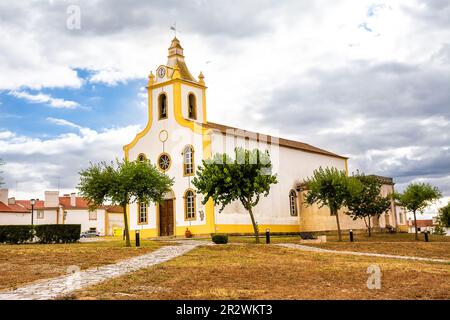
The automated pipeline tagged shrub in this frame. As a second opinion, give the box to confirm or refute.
[211,233,228,244]
[0,225,34,244]
[34,224,81,244]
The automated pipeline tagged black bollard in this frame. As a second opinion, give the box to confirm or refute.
[135,230,140,247]
[349,229,354,242]
[424,231,429,242]
[265,229,270,244]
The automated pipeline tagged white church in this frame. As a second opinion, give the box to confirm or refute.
[124,38,398,238]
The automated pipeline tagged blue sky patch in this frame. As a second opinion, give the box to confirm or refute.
[0,74,147,138]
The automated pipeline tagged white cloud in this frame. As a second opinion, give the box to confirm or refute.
[9,91,80,109]
[89,69,132,86]
[0,0,449,200]
[0,124,141,199]
[46,117,82,129]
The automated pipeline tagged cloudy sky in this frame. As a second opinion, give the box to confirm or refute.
[0,0,449,213]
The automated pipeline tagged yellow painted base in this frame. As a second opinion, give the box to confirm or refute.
[133,228,158,238]
[214,224,300,234]
[132,224,301,238]
[132,225,215,239]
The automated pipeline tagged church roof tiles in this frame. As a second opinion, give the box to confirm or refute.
[205,122,348,160]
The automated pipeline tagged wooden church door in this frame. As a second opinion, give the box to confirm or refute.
[159,199,174,236]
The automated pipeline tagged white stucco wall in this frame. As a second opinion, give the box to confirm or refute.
[106,212,124,235]
[33,209,58,225]
[211,131,347,226]
[396,205,407,226]
[64,209,106,235]
[0,212,31,225]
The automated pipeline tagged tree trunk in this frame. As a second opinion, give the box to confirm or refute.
[368,216,372,237]
[333,208,342,241]
[247,206,260,244]
[363,216,370,236]
[413,210,419,241]
[122,204,131,247]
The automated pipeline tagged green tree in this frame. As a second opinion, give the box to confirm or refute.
[346,173,392,236]
[434,202,450,235]
[395,183,441,240]
[78,159,174,247]
[433,219,447,235]
[193,148,278,243]
[304,167,358,241]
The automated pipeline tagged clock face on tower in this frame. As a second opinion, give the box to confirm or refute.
[157,66,166,78]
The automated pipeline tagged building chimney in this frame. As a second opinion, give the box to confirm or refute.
[45,191,59,207]
[70,193,76,207]
[8,197,15,205]
[0,189,8,204]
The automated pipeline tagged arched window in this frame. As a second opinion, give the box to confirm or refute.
[188,93,197,120]
[183,145,194,176]
[137,153,147,162]
[289,190,298,216]
[138,201,148,224]
[159,93,167,119]
[184,189,196,220]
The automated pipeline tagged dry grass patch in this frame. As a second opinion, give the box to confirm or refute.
[308,242,450,260]
[72,244,450,300]
[229,233,450,244]
[0,239,169,291]
[229,233,450,260]
[323,233,450,243]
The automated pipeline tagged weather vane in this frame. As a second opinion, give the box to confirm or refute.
[170,23,177,37]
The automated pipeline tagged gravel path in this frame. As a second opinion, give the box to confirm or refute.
[277,243,450,264]
[0,240,207,300]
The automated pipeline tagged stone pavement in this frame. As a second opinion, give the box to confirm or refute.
[0,240,207,300]
[277,243,450,264]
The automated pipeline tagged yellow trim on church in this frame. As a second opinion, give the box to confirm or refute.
[123,75,154,158]
[215,224,300,234]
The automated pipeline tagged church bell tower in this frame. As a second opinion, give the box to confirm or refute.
[147,37,207,125]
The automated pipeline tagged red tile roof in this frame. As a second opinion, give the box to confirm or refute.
[58,196,91,209]
[15,200,46,210]
[0,196,97,213]
[409,219,434,227]
[105,205,124,213]
[205,121,348,160]
[0,201,29,213]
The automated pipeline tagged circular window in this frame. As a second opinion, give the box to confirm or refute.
[158,153,171,171]
[159,130,168,143]
[137,153,147,162]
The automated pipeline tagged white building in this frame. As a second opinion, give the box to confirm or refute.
[124,38,398,238]
[0,189,123,236]
[395,204,409,232]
